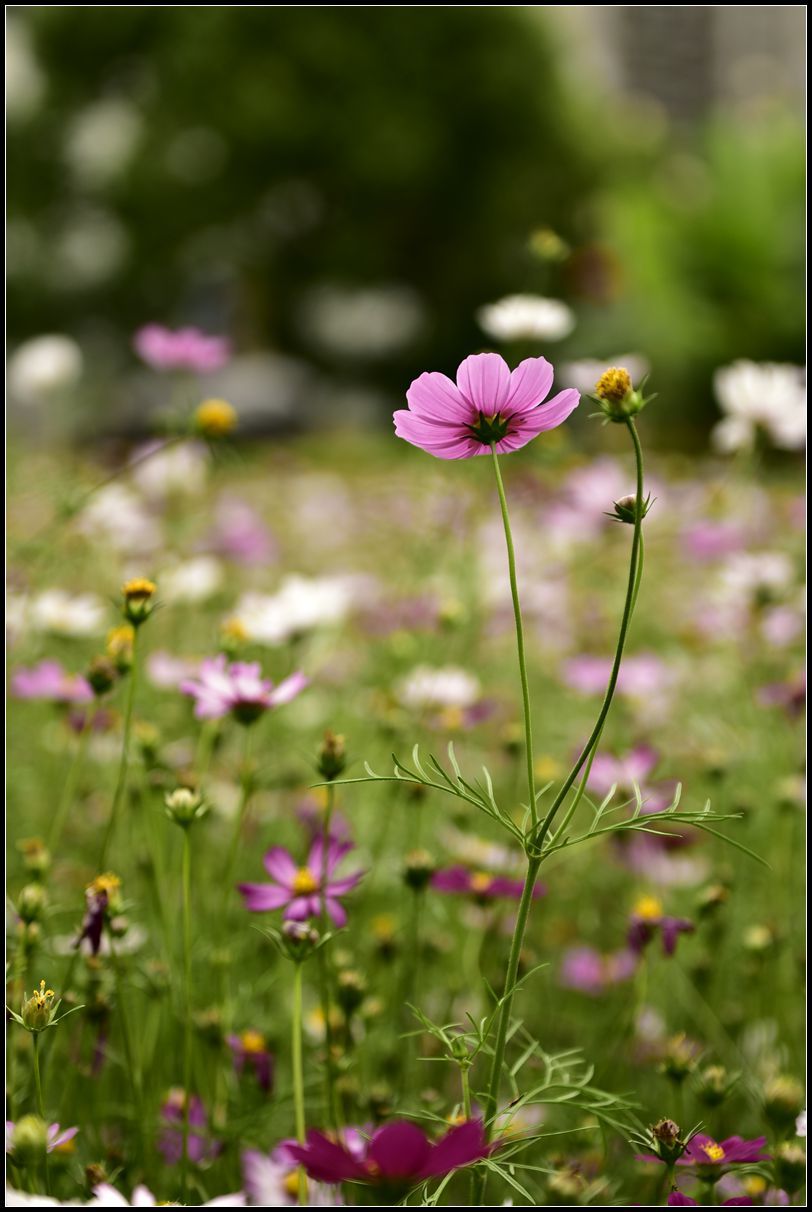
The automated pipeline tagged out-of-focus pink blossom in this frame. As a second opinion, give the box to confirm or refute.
[11,660,93,705]
[133,325,231,374]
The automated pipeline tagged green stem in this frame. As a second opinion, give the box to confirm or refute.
[98,628,140,868]
[490,446,537,828]
[461,1065,472,1120]
[48,709,93,852]
[532,417,645,852]
[291,962,307,1206]
[318,784,341,1131]
[32,1034,51,1196]
[180,828,193,1201]
[110,940,144,1169]
[220,726,254,916]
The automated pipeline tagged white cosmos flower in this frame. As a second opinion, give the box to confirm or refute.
[29,589,107,637]
[8,335,83,405]
[130,440,209,499]
[160,556,224,604]
[232,575,362,645]
[712,360,806,452]
[89,1182,244,1207]
[476,294,575,342]
[78,485,161,555]
[397,665,481,710]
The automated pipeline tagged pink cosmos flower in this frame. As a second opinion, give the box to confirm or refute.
[157,1090,220,1167]
[677,1135,770,1170]
[180,655,308,723]
[242,1142,338,1206]
[394,352,579,458]
[627,902,694,957]
[432,866,545,903]
[238,838,364,927]
[286,1119,493,1186]
[668,1195,753,1207]
[133,324,231,374]
[587,745,660,799]
[11,660,93,705]
[227,1029,274,1093]
[5,1121,78,1154]
[559,946,637,995]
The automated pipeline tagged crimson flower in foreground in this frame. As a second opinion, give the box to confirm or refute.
[180,655,308,723]
[394,352,579,458]
[432,865,545,903]
[286,1119,492,1187]
[668,1194,753,1207]
[239,838,364,927]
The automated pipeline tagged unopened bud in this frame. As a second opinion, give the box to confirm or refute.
[17,837,51,880]
[17,883,48,923]
[649,1117,687,1164]
[165,787,207,828]
[21,979,58,1032]
[121,578,157,627]
[593,366,652,422]
[336,969,366,1016]
[610,493,652,525]
[317,730,346,781]
[86,656,117,697]
[9,1115,50,1166]
[775,1141,806,1192]
[194,398,237,439]
[282,919,320,961]
[106,625,135,671]
[764,1075,805,1129]
[403,849,436,891]
[695,1065,734,1107]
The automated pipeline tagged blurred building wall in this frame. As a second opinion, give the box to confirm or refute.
[545,5,805,120]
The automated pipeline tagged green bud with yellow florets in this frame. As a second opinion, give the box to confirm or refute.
[591,366,655,423]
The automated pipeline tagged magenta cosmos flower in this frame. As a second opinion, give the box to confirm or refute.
[677,1134,770,1171]
[432,865,545,904]
[287,1119,492,1187]
[394,352,579,458]
[627,895,694,958]
[11,660,93,705]
[227,1028,274,1093]
[133,324,231,374]
[180,655,308,723]
[239,838,364,927]
[668,1195,753,1207]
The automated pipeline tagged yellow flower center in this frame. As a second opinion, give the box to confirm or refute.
[292,868,319,895]
[743,1177,767,1197]
[701,1141,726,1163]
[221,617,248,642]
[595,366,632,403]
[195,398,238,437]
[439,706,464,730]
[122,578,157,601]
[470,872,493,894]
[88,872,121,898]
[240,1029,266,1054]
[535,755,561,781]
[283,1171,306,1199]
[634,895,663,920]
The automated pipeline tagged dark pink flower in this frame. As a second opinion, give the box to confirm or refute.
[11,660,93,705]
[227,1029,274,1094]
[180,655,308,723]
[677,1134,770,1170]
[627,896,694,957]
[239,838,364,927]
[431,865,545,903]
[588,745,660,798]
[133,324,231,374]
[668,1194,753,1206]
[157,1089,221,1166]
[287,1119,493,1186]
[394,353,579,459]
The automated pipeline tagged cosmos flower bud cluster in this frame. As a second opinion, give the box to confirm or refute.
[592,366,654,423]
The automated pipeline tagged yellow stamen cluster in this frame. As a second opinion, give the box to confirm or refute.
[22,979,57,1030]
[221,617,248,643]
[122,578,157,602]
[195,398,238,438]
[292,868,319,895]
[32,979,56,1009]
[239,1029,266,1054]
[283,1171,306,1200]
[634,894,663,921]
[470,872,493,894]
[701,1141,726,1163]
[88,872,122,898]
[595,367,633,403]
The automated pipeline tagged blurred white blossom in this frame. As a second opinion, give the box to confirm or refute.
[477,294,575,342]
[5,19,45,121]
[130,440,209,500]
[66,99,142,186]
[160,556,224,604]
[8,336,83,406]
[713,361,806,453]
[299,284,424,358]
[78,485,161,555]
[231,574,362,644]
[397,665,481,710]
[29,589,107,637]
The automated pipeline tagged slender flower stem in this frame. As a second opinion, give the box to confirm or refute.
[99,629,140,868]
[48,709,93,852]
[220,726,255,916]
[490,446,538,828]
[31,1034,51,1196]
[180,828,193,1201]
[317,783,341,1130]
[110,940,145,1169]
[291,961,307,1206]
[461,1064,472,1120]
[474,420,646,1203]
[532,417,646,852]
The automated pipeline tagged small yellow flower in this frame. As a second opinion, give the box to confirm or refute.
[595,367,633,404]
[194,398,238,438]
[239,1029,266,1054]
[121,580,157,626]
[107,624,135,669]
[470,872,493,895]
[22,979,57,1031]
[87,872,122,899]
[743,1177,767,1198]
[633,894,663,921]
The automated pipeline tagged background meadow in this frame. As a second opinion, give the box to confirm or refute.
[6,5,806,1208]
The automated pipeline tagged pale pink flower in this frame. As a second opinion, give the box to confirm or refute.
[180,655,307,723]
[133,324,231,374]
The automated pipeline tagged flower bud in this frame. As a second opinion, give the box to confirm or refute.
[610,493,653,525]
[21,979,58,1032]
[650,1118,686,1163]
[165,786,207,828]
[281,919,320,961]
[763,1075,805,1130]
[85,1163,109,1191]
[194,398,237,439]
[695,1064,735,1107]
[659,1034,699,1083]
[8,1115,50,1167]
[86,655,118,697]
[546,1168,585,1204]
[775,1141,806,1192]
[17,837,51,881]
[17,882,48,923]
[106,625,135,671]
[695,883,730,917]
[402,849,436,891]
[593,366,650,422]
[317,730,346,781]
[336,969,367,1016]
[121,578,157,627]
[219,617,248,656]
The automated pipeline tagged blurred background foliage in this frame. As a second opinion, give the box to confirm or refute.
[6,5,805,442]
